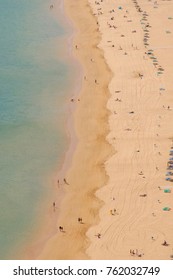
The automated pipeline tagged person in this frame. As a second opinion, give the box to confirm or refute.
[59,226,64,232]
[64,178,69,185]
[78,217,83,223]
[53,202,56,211]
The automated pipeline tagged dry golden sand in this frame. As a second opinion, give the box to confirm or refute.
[38,0,113,259]
[87,0,173,260]
[39,0,173,260]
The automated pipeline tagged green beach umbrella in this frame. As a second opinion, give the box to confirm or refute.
[164,189,171,193]
[163,207,171,211]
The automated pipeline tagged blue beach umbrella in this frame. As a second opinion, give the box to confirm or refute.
[166,178,173,182]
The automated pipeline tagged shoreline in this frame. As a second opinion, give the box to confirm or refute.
[14,0,84,260]
[38,0,113,259]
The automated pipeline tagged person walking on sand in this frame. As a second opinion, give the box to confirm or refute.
[64,178,69,185]
[59,226,64,232]
[78,217,83,223]
[53,202,56,211]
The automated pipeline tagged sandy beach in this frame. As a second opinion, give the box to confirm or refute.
[39,0,173,260]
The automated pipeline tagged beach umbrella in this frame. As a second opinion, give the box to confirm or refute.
[165,177,172,181]
[164,189,171,193]
[163,207,171,211]
[166,171,173,174]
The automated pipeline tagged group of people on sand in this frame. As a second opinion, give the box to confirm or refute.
[130,249,143,258]
[58,217,83,233]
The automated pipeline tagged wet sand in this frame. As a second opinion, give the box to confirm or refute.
[38,0,113,259]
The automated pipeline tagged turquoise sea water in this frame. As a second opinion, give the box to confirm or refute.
[0,0,77,259]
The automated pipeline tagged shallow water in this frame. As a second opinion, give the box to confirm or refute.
[0,0,78,259]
